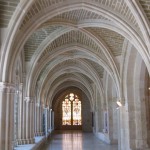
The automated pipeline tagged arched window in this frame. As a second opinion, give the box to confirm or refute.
[62,93,82,126]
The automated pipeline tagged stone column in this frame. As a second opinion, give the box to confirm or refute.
[44,107,48,136]
[118,99,130,150]
[21,99,27,144]
[119,106,131,150]
[134,99,149,149]
[24,97,35,144]
[0,82,15,150]
[108,100,113,142]
[35,104,44,136]
[21,73,27,144]
[51,111,54,130]
[93,107,99,133]
[103,110,108,133]
[49,109,52,132]
[16,83,24,145]
[34,103,37,136]
[108,98,118,144]
[118,98,149,150]
[47,108,50,132]
[92,83,97,133]
[34,103,39,136]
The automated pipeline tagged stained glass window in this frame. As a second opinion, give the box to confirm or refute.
[62,99,71,125]
[62,93,82,126]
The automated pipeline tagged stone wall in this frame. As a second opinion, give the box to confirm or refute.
[82,93,92,132]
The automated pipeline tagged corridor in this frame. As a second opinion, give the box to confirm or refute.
[39,131,118,150]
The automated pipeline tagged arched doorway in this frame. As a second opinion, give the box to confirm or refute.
[53,87,92,131]
[62,93,82,130]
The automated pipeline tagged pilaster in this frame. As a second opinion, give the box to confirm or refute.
[0,82,15,150]
[44,107,48,136]
[49,108,52,132]
[47,108,50,132]
[23,97,35,144]
[16,83,24,145]
[35,104,44,136]
[51,111,54,130]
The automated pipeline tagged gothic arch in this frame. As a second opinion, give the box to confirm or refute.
[1,2,149,84]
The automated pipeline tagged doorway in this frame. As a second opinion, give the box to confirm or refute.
[53,88,92,132]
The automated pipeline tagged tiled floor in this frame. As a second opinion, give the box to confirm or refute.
[40,131,118,150]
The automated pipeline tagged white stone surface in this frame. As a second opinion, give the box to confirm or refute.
[14,136,45,150]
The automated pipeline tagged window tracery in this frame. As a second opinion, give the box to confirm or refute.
[62,93,82,126]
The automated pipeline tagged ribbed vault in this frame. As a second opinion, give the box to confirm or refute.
[0,0,20,27]
[19,1,144,108]
[1,0,150,108]
[20,0,139,29]
[139,0,150,22]
[24,25,63,61]
[36,58,104,107]
[1,1,150,150]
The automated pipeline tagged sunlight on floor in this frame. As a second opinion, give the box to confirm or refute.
[39,131,118,150]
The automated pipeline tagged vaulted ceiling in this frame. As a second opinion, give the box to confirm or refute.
[1,0,149,106]
[0,0,20,27]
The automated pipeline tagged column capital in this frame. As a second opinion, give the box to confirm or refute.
[0,82,15,93]
[42,104,48,109]
[24,97,35,103]
[18,83,23,93]
[117,97,125,106]
[44,106,49,110]
[47,106,51,110]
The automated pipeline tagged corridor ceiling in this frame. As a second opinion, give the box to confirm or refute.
[0,0,150,28]
[1,0,150,106]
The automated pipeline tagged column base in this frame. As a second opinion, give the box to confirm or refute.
[35,132,44,136]
[16,138,35,145]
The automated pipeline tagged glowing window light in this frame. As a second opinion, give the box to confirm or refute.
[62,93,82,126]
[116,101,122,107]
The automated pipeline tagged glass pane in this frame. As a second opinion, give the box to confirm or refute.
[62,93,82,126]
[62,100,71,125]
[69,93,74,101]
[73,100,82,125]
[70,93,74,97]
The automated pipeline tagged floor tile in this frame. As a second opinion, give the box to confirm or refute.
[39,131,118,150]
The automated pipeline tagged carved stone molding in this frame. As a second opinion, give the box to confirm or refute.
[44,106,49,110]
[0,82,15,93]
[112,97,125,103]
[19,83,23,91]
[24,97,35,103]
[116,97,125,106]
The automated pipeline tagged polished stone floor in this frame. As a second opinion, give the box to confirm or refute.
[39,131,118,150]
